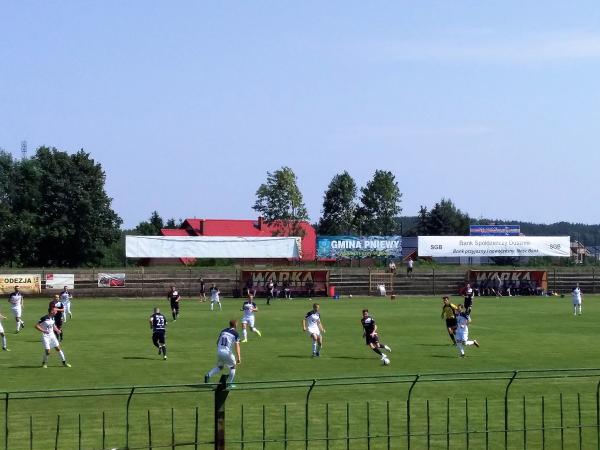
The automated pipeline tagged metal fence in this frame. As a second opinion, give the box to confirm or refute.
[3,368,600,449]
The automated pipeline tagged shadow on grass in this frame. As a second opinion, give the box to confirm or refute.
[431,354,459,359]
[122,356,156,360]
[415,343,454,347]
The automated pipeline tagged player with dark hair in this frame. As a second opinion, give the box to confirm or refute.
[441,296,458,344]
[302,303,325,357]
[361,309,392,364]
[199,278,206,303]
[49,295,65,341]
[59,286,73,321]
[0,309,9,351]
[35,307,71,368]
[167,286,181,321]
[204,319,241,387]
[463,284,474,315]
[455,304,480,358]
[149,307,168,360]
[240,294,261,342]
[8,285,25,333]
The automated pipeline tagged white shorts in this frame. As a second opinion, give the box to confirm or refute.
[41,333,59,350]
[211,297,220,303]
[10,305,21,318]
[307,326,320,337]
[573,300,582,305]
[456,332,469,343]
[241,315,255,328]
[0,322,4,333]
[216,349,236,368]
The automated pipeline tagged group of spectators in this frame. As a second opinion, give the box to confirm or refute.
[461,276,545,297]
[243,278,315,300]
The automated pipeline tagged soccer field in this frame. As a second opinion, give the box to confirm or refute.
[1,294,598,449]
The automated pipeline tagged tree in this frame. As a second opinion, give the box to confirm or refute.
[134,211,165,235]
[0,147,122,266]
[417,198,470,235]
[318,171,358,235]
[357,170,402,235]
[252,166,309,236]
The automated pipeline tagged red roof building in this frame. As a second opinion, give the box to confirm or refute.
[159,216,316,265]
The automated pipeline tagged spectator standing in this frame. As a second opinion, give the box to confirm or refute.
[407,258,414,278]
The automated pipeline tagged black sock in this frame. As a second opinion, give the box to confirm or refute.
[372,347,382,355]
[449,333,456,344]
[162,345,167,356]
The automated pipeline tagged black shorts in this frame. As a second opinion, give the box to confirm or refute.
[170,301,180,311]
[152,330,166,345]
[464,298,473,309]
[365,333,380,346]
[445,318,457,329]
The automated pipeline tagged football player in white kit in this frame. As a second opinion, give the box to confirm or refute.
[210,284,222,311]
[572,284,583,315]
[302,303,325,357]
[455,304,479,358]
[8,285,25,333]
[34,307,71,368]
[59,286,73,321]
[204,319,241,387]
[240,294,262,342]
[0,309,9,351]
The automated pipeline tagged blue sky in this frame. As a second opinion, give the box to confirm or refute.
[1,2,599,228]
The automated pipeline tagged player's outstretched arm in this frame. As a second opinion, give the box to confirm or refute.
[235,342,241,364]
[34,323,44,333]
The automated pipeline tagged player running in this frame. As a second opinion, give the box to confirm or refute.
[455,304,479,358]
[8,285,25,333]
[59,286,73,321]
[441,296,458,345]
[464,284,474,315]
[302,303,325,357]
[240,294,262,342]
[0,309,9,351]
[204,319,241,387]
[210,283,222,311]
[572,284,583,315]
[361,309,392,365]
[49,295,65,341]
[167,286,181,321]
[149,307,168,360]
[34,307,71,368]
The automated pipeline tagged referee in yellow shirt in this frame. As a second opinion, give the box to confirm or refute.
[441,296,458,345]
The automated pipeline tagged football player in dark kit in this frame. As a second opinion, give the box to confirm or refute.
[49,295,65,341]
[167,286,181,321]
[464,283,474,315]
[149,307,168,360]
[361,309,392,364]
[441,296,458,345]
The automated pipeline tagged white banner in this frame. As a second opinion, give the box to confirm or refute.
[45,273,74,289]
[125,236,300,259]
[418,236,571,257]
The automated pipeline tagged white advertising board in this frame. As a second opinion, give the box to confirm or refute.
[418,236,570,257]
[45,273,75,289]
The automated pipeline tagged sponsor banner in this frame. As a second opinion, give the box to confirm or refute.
[317,236,402,259]
[468,270,548,291]
[98,273,126,288]
[240,270,329,296]
[45,274,75,290]
[418,236,570,257]
[0,274,41,294]
[470,225,520,236]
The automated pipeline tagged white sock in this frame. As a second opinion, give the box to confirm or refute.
[252,327,259,334]
[228,368,236,383]
[208,366,221,378]
[16,322,20,332]
[2,336,6,348]
[465,340,475,346]
[58,350,66,362]
[210,302,214,311]
[456,343,465,355]
[243,329,247,340]
[218,301,222,310]
[42,353,48,363]
[312,341,317,353]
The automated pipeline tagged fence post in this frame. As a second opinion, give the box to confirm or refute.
[593,267,596,294]
[504,371,518,450]
[305,379,317,450]
[406,374,420,450]
[125,387,135,449]
[214,375,230,450]
[432,269,436,295]
[141,267,145,298]
[4,392,8,450]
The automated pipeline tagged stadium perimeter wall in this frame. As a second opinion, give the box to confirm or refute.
[2,267,598,298]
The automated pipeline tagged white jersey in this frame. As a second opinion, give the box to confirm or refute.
[37,314,55,334]
[210,287,220,302]
[8,292,22,306]
[304,310,321,334]
[572,288,582,304]
[455,313,470,341]
[242,301,256,318]
[59,291,71,303]
[217,327,240,353]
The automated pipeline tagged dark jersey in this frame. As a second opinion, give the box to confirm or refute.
[200,280,205,293]
[167,290,180,303]
[361,316,377,335]
[150,313,167,331]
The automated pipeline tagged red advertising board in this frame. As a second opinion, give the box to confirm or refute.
[467,270,547,291]
[240,270,329,296]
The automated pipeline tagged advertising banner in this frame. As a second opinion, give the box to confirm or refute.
[317,236,402,259]
[45,274,75,290]
[467,270,548,291]
[470,225,520,236]
[0,274,41,294]
[98,273,126,288]
[240,270,329,296]
[418,236,570,257]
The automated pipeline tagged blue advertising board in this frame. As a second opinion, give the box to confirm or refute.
[469,225,521,236]
[317,236,402,259]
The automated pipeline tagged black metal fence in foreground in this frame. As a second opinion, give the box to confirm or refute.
[3,368,600,449]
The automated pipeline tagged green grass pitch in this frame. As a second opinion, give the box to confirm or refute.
[0,294,597,449]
